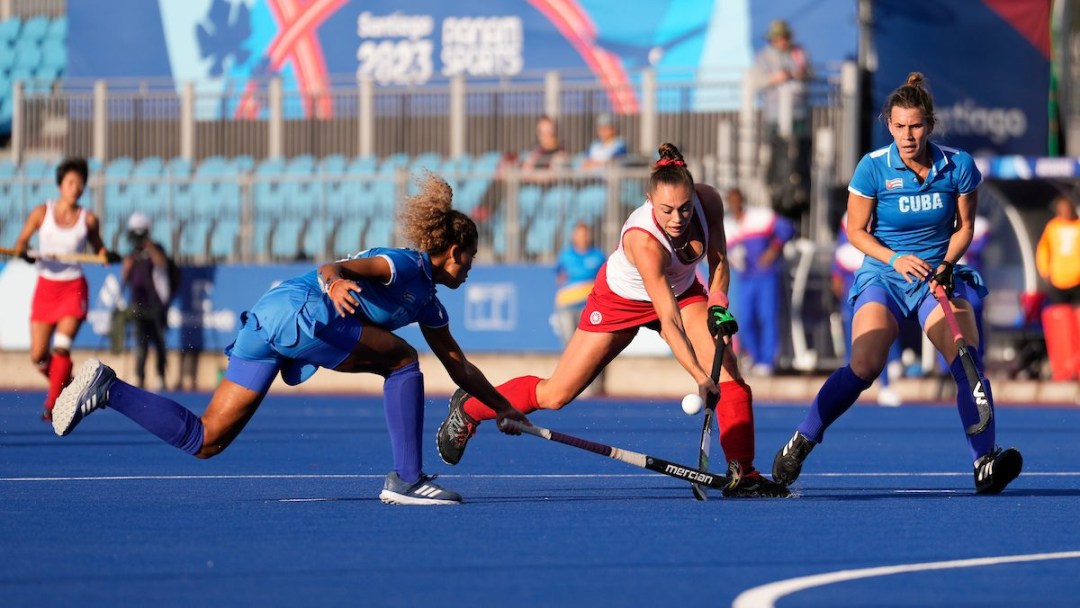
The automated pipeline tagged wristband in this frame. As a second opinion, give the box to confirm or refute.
[887,252,904,267]
[324,279,343,296]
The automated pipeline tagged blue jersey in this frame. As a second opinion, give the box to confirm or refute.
[848,142,986,315]
[333,247,449,330]
[556,245,605,285]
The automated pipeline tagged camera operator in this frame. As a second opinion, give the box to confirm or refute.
[121,212,175,390]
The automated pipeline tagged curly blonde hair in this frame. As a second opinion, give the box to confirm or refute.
[398,172,478,254]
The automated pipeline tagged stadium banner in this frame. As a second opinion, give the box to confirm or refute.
[872,0,1051,156]
[0,261,595,354]
[67,0,856,116]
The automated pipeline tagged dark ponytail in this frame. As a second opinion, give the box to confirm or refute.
[648,143,694,195]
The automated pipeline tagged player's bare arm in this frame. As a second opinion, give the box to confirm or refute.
[319,256,392,317]
[624,229,710,389]
[696,183,731,300]
[847,192,931,283]
[420,323,528,432]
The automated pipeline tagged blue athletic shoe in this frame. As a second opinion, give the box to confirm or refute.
[52,358,115,437]
[379,472,462,506]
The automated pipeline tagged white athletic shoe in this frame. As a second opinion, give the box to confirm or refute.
[52,358,116,437]
[379,472,462,506]
[877,386,903,408]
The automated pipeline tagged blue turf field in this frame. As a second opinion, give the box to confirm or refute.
[2,389,1078,607]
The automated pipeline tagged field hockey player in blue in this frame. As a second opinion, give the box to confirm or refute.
[52,173,529,505]
[771,72,1022,495]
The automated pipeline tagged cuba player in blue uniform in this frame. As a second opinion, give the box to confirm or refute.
[771,72,1022,494]
[51,173,529,505]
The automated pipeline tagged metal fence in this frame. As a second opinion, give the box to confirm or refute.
[11,64,858,174]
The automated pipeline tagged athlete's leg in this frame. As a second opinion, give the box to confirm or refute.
[682,301,757,470]
[133,317,151,387]
[334,323,427,483]
[798,296,897,443]
[922,293,995,461]
[29,321,55,378]
[45,316,82,411]
[459,327,636,422]
[756,272,781,370]
[734,276,762,366]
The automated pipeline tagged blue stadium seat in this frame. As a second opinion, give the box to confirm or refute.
[13,45,41,72]
[364,216,395,248]
[178,217,212,259]
[0,18,21,48]
[270,218,303,260]
[319,154,347,174]
[518,185,544,221]
[22,158,52,177]
[348,155,378,175]
[209,217,239,260]
[525,185,575,258]
[333,217,367,257]
[572,183,607,224]
[46,17,66,42]
[20,16,48,44]
[40,39,64,71]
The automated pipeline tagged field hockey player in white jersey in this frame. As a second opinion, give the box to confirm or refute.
[11,157,117,422]
[437,143,790,498]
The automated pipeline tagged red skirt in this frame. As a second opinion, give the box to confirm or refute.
[578,265,707,333]
[31,276,89,323]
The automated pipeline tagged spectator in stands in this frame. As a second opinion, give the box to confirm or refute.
[551,222,607,395]
[581,113,628,171]
[723,186,794,376]
[53,173,529,506]
[771,72,1021,495]
[1036,195,1080,381]
[121,212,177,391]
[755,19,812,220]
[437,143,791,498]
[521,114,568,183]
[11,157,117,422]
[833,212,902,406]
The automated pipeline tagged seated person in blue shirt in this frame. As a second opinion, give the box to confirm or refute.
[581,113,628,171]
[52,173,530,506]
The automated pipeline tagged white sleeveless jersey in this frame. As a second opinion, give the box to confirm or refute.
[604,194,709,301]
[37,201,88,281]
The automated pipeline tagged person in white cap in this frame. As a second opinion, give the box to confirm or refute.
[121,212,175,390]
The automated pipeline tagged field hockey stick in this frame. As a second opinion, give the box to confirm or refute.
[932,284,992,435]
[510,421,740,492]
[691,338,727,501]
[0,246,112,264]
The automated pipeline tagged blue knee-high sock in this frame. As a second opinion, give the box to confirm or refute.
[383,362,424,483]
[109,380,204,455]
[798,366,873,443]
[950,351,996,462]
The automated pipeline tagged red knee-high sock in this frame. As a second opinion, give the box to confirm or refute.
[463,376,542,421]
[45,352,73,411]
[717,379,755,472]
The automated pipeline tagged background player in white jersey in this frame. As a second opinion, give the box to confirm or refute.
[437,143,790,497]
[52,173,528,506]
[11,157,115,422]
[771,72,1022,495]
